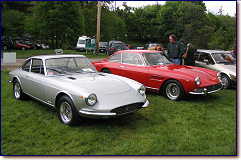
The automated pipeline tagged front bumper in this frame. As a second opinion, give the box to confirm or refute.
[189,83,224,95]
[78,99,149,118]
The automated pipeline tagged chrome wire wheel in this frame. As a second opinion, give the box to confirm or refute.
[60,102,73,124]
[166,82,180,100]
[221,75,230,89]
[14,82,21,99]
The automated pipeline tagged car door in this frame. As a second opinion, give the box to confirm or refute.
[24,58,45,100]
[120,53,149,85]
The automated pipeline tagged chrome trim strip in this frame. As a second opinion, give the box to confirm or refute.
[79,110,116,116]
[146,86,159,90]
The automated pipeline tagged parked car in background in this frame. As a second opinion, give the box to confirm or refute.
[9,54,149,125]
[1,36,15,50]
[194,49,236,89]
[93,50,223,101]
[15,40,31,50]
[99,42,108,53]
[107,41,128,56]
[145,43,158,49]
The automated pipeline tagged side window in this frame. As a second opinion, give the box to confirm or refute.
[199,53,214,64]
[122,53,143,65]
[108,53,121,63]
[194,52,200,60]
[21,59,31,72]
[31,59,44,74]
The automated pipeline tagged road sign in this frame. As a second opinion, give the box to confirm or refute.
[85,39,96,49]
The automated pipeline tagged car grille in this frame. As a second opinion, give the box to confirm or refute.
[206,83,222,92]
[110,102,144,115]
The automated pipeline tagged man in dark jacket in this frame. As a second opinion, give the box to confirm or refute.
[167,34,184,65]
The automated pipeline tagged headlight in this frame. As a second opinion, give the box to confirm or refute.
[138,85,146,96]
[195,77,201,86]
[217,72,221,80]
[85,93,97,106]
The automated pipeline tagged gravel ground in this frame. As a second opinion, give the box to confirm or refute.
[1,58,104,71]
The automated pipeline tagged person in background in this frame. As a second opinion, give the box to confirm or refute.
[167,34,184,65]
[156,44,165,53]
[183,43,197,66]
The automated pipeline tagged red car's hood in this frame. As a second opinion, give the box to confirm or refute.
[151,64,215,79]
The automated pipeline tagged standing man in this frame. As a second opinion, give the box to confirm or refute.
[167,34,184,65]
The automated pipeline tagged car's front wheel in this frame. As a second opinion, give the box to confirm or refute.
[163,80,185,101]
[57,96,80,125]
[221,74,231,89]
[13,80,26,100]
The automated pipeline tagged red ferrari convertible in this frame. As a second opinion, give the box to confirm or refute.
[93,50,223,100]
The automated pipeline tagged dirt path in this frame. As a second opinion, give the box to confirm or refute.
[1,58,104,71]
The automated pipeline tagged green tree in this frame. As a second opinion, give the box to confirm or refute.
[25,1,85,48]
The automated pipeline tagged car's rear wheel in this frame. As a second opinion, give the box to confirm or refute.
[3,45,8,50]
[101,69,112,74]
[221,74,231,89]
[13,80,26,100]
[163,80,185,101]
[57,96,80,125]
[21,47,26,50]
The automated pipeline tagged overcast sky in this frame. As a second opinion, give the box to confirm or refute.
[115,1,236,16]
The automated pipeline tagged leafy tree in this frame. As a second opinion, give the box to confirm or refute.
[25,1,85,48]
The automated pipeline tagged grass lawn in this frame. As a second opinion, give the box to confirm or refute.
[1,70,236,155]
[1,49,108,59]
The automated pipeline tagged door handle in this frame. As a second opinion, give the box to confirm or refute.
[120,66,124,68]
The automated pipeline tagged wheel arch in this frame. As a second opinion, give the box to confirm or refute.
[100,68,111,72]
[55,92,74,108]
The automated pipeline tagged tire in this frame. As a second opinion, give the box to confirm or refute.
[21,47,26,50]
[221,74,231,89]
[13,80,26,100]
[163,80,185,101]
[101,69,112,74]
[3,45,8,50]
[57,96,80,125]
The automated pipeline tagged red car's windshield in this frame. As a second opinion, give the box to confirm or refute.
[141,53,172,66]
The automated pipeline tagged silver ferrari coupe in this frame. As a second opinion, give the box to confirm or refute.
[8,55,149,125]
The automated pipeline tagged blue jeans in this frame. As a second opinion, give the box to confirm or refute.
[170,58,181,65]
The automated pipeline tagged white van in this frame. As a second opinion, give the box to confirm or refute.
[76,36,89,51]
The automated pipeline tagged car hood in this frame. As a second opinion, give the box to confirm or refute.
[56,73,131,95]
[151,64,215,79]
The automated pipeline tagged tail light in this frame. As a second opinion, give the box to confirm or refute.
[110,48,115,50]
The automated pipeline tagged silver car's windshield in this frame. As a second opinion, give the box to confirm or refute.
[45,57,97,75]
[141,53,172,66]
[211,53,235,64]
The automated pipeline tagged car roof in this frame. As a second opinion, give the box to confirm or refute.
[30,54,86,60]
[197,49,231,54]
[115,50,161,54]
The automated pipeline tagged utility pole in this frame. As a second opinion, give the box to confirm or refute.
[96,1,101,55]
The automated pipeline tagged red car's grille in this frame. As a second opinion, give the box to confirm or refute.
[111,102,144,115]
[206,83,222,92]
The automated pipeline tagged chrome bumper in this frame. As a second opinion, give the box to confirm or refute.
[78,100,149,118]
[189,84,224,95]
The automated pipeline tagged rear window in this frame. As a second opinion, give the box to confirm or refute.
[78,40,85,44]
